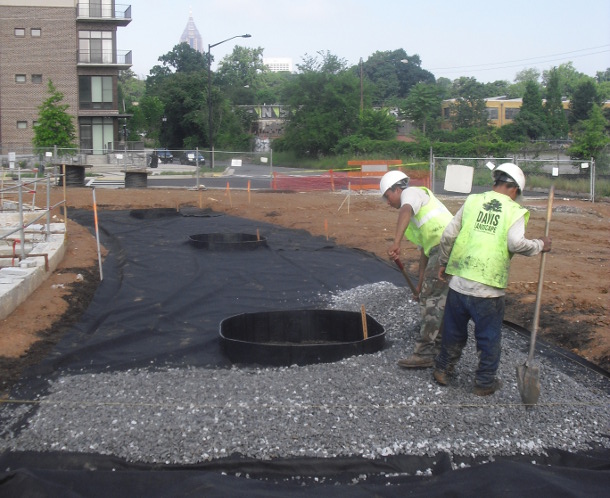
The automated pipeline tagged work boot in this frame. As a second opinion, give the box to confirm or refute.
[397,355,434,368]
[473,379,503,396]
[433,369,449,386]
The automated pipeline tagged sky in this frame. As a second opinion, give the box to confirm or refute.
[119,0,610,83]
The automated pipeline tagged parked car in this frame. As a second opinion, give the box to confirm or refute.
[154,148,173,164]
[180,150,205,166]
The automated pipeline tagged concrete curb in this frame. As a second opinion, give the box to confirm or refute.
[0,222,66,321]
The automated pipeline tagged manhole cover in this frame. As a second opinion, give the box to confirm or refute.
[220,309,385,366]
[189,233,267,250]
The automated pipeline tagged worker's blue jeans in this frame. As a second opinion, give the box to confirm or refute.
[435,289,504,387]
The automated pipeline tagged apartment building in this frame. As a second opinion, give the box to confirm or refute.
[0,0,131,154]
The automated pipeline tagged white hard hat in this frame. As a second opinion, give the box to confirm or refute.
[380,171,409,196]
[493,163,525,193]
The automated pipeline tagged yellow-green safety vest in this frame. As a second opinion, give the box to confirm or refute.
[446,191,529,288]
[404,187,453,256]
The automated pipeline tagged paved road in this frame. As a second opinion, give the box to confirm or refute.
[144,163,546,198]
[90,161,547,198]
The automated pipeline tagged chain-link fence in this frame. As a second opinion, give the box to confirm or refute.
[0,145,274,171]
[431,153,600,201]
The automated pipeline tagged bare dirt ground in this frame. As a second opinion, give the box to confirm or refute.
[1,185,608,394]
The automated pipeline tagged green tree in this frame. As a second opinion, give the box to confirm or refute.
[482,80,511,98]
[153,71,208,149]
[357,108,397,140]
[216,46,266,105]
[146,44,208,93]
[596,68,610,83]
[542,62,585,98]
[513,80,547,139]
[435,77,452,100]
[253,71,294,104]
[280,56,360,156]
[569,78,601,125]
[448,77,488,129]
[297,50,347,74]
[401,82,442,135]
[118,69,146,140]
[144,43,254,150]
[156,42,207,73]
[135,95,165,145]
[33,80,77,152]
[507,68,540,98]
[568,104,610,160]
[544,67,569,139]
[359,49,434,106]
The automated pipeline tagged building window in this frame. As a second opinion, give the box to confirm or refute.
[17,121,27,129]
[79,76,114,109]
[15,28,25,37]
[15,74,26,83]
[79,116,115,154]
[32,74,43,84]
[79,30,114,63]
[505,108,520,120]
[31,28,42,37]
[487,108,499,120]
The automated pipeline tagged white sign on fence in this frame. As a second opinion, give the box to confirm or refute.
[231,159,242,167]
[444,164,474,193]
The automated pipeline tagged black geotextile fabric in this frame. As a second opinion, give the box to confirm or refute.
[2,207,609,496]
[1,449,609,497]
[22,207,405,381]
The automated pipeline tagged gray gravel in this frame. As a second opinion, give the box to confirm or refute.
[0,282,608,467]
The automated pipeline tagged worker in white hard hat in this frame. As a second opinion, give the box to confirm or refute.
[434,163,552,396]
[380,170,454,368]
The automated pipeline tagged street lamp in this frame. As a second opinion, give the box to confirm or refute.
[207,33,251,169]
[360,58,408,113]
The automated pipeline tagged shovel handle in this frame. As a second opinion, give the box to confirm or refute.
[528,186,554,362]
[393,258,418,296]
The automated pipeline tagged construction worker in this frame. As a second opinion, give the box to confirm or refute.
[380,170,454,368]
[434,163,551,396]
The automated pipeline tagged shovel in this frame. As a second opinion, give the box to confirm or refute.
[516,186,554,406]
[393,258,418,297]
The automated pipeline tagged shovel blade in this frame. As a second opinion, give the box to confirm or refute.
[516,362,541,405]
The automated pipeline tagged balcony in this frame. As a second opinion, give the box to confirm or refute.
[77,3,132,26]
[77,49,132,68]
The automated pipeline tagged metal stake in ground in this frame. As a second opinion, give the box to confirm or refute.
[516,185,554,406]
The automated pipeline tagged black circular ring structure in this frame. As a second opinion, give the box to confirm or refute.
[220,309,385,366]
[189,232,267,250]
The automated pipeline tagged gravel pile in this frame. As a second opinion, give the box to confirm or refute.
[0,282,608,467]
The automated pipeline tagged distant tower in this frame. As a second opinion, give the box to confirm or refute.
[180,8,204,53]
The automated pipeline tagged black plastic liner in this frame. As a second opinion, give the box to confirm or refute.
[220,309,385,366]
[1,449,609,497]
[189,232,268,250]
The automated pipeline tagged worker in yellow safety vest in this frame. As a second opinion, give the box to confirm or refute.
[434,163,551,396]
[380,170,454,369]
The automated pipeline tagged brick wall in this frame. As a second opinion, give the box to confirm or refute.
[0,5,77,147]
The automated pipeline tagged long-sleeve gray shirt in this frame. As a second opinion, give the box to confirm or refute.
[439,203,544,297]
